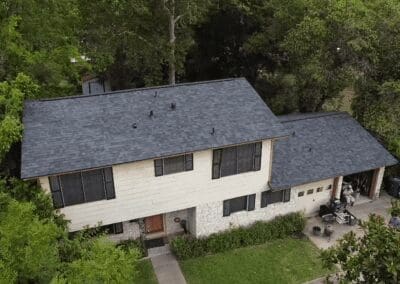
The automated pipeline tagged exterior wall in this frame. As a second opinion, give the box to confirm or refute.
[165,209,188,235]
[39,140,273,232]
[195,178,334,237]
[108,221,141,243]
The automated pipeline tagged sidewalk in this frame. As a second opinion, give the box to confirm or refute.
[149,246,186,284]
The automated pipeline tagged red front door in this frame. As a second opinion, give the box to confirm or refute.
[145,215,164,233]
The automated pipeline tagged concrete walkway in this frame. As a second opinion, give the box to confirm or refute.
[149,245,186,284]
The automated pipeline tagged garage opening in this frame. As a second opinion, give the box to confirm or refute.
[342,169,377,204]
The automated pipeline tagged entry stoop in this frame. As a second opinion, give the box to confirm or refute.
[148,244,171,257]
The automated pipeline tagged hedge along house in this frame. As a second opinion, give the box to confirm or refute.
[21,78,397,240]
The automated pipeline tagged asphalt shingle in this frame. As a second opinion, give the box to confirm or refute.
[270,112,398,189]
[21,78,288,179]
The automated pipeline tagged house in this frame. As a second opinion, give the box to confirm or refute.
[21,78,397,241]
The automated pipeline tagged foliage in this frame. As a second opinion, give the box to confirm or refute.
[54,237,140,283]
[0,0,87,97]
[170,212,305,260]
[321,214,400,283]
[0,74,38,161]
[0,192,63,283]
[136,259,158,284]
[389,199,400,217]
[118,238,147,258]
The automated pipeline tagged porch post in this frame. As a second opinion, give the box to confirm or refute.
[369,167,385,200]
[332,176,343,200]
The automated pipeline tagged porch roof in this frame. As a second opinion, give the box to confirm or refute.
[270,112,398,190]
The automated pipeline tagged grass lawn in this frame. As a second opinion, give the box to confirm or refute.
[179,238,333,284]
[136,259,158,284]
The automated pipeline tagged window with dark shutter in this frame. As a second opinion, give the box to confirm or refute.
[113,222,123,234]
[261,188,291,207]
[82,169,106,202]
[154,159,163,176]
[103,167,115,199]
[220,147,237,177]
[49,167,115,208]
[59,173,84,206]
[253,142,262,171]
[212,149,222,179]
[247,194,256,211]
[154,153,193,176]
[237,144,254,173]
[213,142,262,179]
[185,153,193,171]
[49,176,64,208]
[223,194,256,216]
[164,155,185,175]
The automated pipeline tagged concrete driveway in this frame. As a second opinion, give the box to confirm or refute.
[304,192,393,250]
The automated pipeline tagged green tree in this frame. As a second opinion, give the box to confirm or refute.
[0,74,39,162]
[321,214,400,283]
[54,237,140,283]
[0,192,63,283]
[0,0,86,98]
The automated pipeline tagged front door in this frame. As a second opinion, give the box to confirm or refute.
[145,214,164,234]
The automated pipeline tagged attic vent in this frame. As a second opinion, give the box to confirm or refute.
[211,127,215,135]
[149,110,154,117]
[171,103,176,110]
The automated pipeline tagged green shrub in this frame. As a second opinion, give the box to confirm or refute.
[170,212,306,260]
[118,238,147,258]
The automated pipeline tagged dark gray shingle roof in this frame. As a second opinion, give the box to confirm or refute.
[270,112,398,189]
[21,78,288,179]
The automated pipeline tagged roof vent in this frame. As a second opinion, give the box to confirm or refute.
[132,123,137,129]
[308,146,312,152]
[149,110,154,117]
[170,102,176,110]
[292,131,296,136]
[154,91,158,98]
[211,127,215,135]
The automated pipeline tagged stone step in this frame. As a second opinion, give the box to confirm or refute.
[147,244,171,257]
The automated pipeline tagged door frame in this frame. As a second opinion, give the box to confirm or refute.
[144,214,165,235]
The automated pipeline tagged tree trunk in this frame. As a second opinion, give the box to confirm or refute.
[168,1,176,85]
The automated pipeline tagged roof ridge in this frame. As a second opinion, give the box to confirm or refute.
[34,77,245,102]
[279,111,348,123]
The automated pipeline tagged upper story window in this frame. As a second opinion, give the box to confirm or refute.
[154,153,193,176]
[49,167,115,209]
[212,142,262,179]
[261,188,291,207]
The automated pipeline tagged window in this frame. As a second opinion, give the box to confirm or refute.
[261,189,291,207]
[317,187,323,193]
[154,153,193,176]
[223,194,256,216]
[212,142,262,179]
[102,222,124,235]
[261,188,291,208]
[298,191,305,197]
[49,167,115,208]
[327,184,332,190]
[307,189,314,195]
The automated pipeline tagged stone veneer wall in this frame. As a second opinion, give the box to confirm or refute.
[195,178,334,237]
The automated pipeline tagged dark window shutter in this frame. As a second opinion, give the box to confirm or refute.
[184,153,193,171]
[247,194,256,211]
[261,191,268,208]
[223,200,230,216]
[283,188,291,202]
[103,167,115,199]
[113,222,123,234]
[212,149,222,179]
[154,159,163,176]
[253,142,262,171]
[49,176,64,209]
